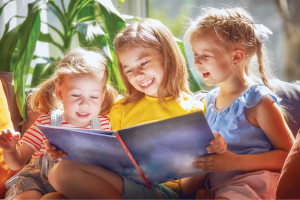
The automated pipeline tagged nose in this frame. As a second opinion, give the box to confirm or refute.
[134,67,145,81]
[79,96,90,107]
[194,56,203,67]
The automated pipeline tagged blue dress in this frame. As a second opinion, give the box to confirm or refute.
[205,84,281,188]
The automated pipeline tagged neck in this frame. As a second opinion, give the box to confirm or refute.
[218,74,252,97]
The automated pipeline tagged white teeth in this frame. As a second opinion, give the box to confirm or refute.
[78,112,88,115]
[140,78,154,87]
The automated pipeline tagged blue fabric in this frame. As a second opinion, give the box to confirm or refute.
[205,84,281,155]
[120,174,182,199]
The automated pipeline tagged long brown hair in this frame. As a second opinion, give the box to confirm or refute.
[114,18,191,104]
[30,47,118,115]
[184,7,274,91]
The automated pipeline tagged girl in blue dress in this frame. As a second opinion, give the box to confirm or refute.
[182,7,294,199]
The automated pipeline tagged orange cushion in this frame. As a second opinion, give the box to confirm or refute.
[0,80,19,198]
[276,130,300,199]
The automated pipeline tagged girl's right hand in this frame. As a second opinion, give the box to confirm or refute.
[43,139,67,159]
[0,128,20,152]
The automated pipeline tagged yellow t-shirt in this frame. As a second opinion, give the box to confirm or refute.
[109,92,204,190]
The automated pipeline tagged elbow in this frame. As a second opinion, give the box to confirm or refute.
[9,164,25,171]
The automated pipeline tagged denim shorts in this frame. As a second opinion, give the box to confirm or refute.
[121,174,182,199]
[5,153,58,200]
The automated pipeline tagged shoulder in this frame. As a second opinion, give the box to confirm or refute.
[244,84,281,108]
[109,98,127,116]
[35,114,51,125]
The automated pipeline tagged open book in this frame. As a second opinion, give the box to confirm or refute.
[38,111,213,188]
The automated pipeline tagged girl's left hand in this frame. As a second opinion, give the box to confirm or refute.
[193,151,239,173]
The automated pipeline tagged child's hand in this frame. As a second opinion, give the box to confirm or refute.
[0,128,20,152]
[206,132,227,154]
[43,139,67,159]
[193,151,238,173]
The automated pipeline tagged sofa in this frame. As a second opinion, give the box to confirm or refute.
[1,74,300,199]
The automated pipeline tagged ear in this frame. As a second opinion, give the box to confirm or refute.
[55,83,63,100]
[232,49,245,66]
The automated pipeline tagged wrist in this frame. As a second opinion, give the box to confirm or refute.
[4,145,18,154]
[234,154,243,171]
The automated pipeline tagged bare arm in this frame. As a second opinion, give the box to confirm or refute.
[0,128,35,170]
[193,96,294,172]
[239,95,294,170]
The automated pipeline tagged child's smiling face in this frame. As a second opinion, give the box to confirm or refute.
[118,46,164,97]
[55,75,105,127]
[191,35,234,86]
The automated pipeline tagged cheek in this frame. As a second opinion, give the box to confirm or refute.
[127,75,135,85]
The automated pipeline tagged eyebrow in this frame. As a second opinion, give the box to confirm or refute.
[123,53,149,69]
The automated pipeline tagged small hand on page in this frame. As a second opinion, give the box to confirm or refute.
[206,132,227,154]
[44,139,67,160]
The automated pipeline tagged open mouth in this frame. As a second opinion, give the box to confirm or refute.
[77,112,90,117]
[202,72,210,78]
[139,78,154,88]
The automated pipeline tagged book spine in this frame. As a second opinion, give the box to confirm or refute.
[116,133,151,188]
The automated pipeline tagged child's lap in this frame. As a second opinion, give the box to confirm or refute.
[120,174,182,199]
[210,170,280,199]
[5,156,56,200]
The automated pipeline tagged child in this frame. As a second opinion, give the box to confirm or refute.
[43,18,227,200]
[183,7,294,199]
[0,47,118,200]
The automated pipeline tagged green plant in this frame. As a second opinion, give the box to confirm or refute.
[0,0,201,124]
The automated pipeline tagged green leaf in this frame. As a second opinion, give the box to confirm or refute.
[38,32,54,43]
[175,38,202,92]
[75,20,113,60]
[96,0,126,41]
[31,62,54,87]
[3,15,24,35]
[0,0,14,16]
[110,50,125,91]
[67,0,83,19]
[70,0,93,21]
[14,0,44,123]
[0,28,19,72]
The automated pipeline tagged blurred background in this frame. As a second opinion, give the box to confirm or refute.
[1,0,299,91]
[146,0,300,90]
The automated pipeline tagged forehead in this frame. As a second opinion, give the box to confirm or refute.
[62,75,103,90]
[192,35,216,48]
[118,45,161,66]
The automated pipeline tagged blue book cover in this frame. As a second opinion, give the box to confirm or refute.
[38,111,214,187]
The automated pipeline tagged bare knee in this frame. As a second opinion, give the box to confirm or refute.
[40,192,66,199]
[49,160,75,190]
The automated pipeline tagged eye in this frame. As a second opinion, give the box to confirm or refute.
[141,61,148,66]
[72,94,80,97]
[91,96,99,99]
[126,69,133,73]
[203,54,209,58]
[193,53,198,57]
